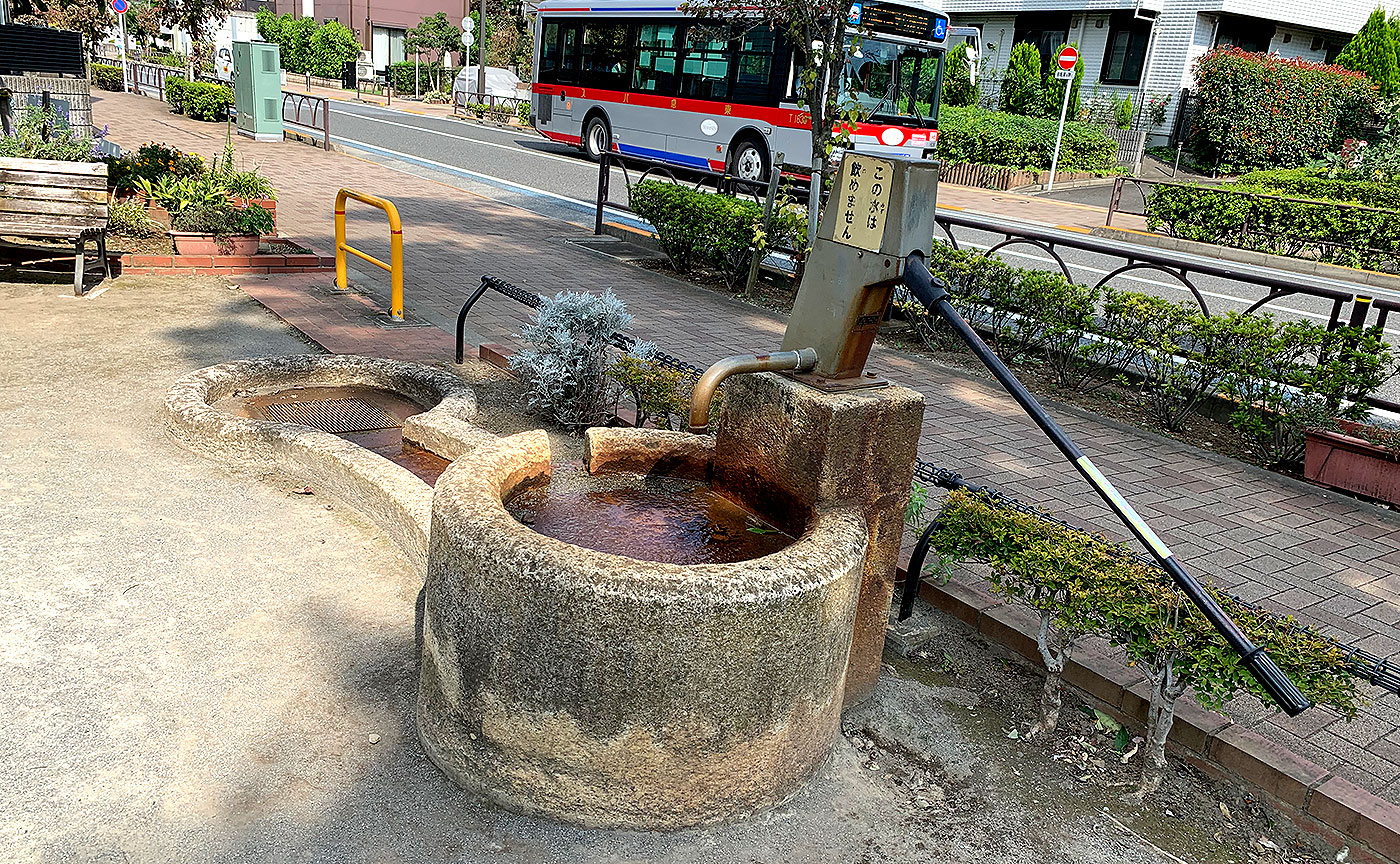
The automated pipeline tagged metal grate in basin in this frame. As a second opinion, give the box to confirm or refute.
[263,397,400,433]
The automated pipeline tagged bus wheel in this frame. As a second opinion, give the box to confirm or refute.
[583,115,612,162]
[730,139,769,183]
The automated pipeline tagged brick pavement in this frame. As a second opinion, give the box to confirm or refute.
[94,91,1400,799]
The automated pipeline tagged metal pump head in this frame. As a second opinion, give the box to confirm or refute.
[781,154,942,384]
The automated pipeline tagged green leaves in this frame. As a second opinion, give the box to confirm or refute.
[165,77,233,122]
[1336,9,1400,97]
[926,489,1363,719]
[257,11,361,77]
[937,105,1119,172]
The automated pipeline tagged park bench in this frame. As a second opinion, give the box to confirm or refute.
[0,157,110,295]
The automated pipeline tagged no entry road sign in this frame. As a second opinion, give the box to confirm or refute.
[1056,46,1079,70]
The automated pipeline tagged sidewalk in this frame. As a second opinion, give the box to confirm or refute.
[93,91,1400,801]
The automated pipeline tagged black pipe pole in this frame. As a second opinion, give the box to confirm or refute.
[900,251,1311,716]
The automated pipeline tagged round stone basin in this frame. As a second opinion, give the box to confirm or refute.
[504,467,795,565]
[216,383,450,485]
[419,428,870,830]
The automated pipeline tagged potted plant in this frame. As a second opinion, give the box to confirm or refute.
[169,202,275,256]
[222,168,278,230]
[1304,421,1400,506]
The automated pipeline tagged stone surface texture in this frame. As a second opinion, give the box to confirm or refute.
[715,373,925,705]
[584,427,715,480]
[163,354,482,567]
[418,429,870,829]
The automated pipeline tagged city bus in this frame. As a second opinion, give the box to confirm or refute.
[530,0,975,182]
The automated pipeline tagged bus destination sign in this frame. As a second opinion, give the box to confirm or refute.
[859,3,949,41]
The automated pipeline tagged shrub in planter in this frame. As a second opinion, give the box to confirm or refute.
[172,80,234,122]
[170,202,275,255]
[1191,46,1379,170]
[89,62,124,91]
[938,105,1119,172]
[924,488,1361,802]
[107,197,163,238]
[629,180,805,289]
[0,107,98,162]
[1305,420,1400,504]
[609,346,691,431]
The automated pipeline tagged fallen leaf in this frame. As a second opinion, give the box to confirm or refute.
[1005,728,1020,740]
[291,486,314,495]
[1219,801,1232,821]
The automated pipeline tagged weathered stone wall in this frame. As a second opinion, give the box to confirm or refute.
[0,74,93,137]
[419,429,869,829]
[713,373,925,706]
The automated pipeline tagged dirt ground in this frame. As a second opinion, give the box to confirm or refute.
[0,273,1347,863]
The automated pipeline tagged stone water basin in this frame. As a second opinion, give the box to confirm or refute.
[418,427,870,830]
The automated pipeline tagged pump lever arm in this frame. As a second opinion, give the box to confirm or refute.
[899,251,1311,716]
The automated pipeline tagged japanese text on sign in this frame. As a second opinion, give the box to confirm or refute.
[833,155,894,252]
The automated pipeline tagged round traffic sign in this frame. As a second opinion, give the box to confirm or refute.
[110,0,128,13]
[1057,46,1079,70]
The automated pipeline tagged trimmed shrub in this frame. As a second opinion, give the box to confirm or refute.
[1336,8,1400,96]
[629,181,805,289]
[1000,42,1043,116]
[938,105,1119,172]
[166,77,233,122]
[89,62,124,91]
[1143,182,1400,271]
[1236,166,1400,209]
[1191,46,1379,170]
[1041,41,1083,119]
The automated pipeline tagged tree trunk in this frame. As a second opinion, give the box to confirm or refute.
[1027,612,1069,738]
[1125,656,1187,804]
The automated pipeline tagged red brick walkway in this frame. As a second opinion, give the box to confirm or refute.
[94,91,1400,800]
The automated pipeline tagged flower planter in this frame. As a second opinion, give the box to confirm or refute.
[1303,422,1400,506]
[169,232,261,256]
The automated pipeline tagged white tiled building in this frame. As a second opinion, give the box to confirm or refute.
[946,0,1393,144]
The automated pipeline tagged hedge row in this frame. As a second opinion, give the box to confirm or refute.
[255,10,361,79]
[1235,167,1400,210]
[937,105,1119,172]
[166,77,234,122]
[1191,47,1378,170]
[897,242,1395,465]
[387,61,459,95]
[1144,182,1400,272]
[629,180,804,290]
[89,63,123,91]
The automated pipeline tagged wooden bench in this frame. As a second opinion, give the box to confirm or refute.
[0,157,110,295]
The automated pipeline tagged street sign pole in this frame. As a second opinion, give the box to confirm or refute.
[114,0,130,94]
[1046,46,1078,193]
[477,9,487,107]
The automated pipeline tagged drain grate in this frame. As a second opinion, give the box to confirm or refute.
[263,397,400,433]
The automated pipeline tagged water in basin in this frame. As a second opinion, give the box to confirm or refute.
[505,469,795,565]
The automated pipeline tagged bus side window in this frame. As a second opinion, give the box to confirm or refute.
[581,21,631,91]
[633,23,680,96]
[540,21,561,84]
[558,24,581,85]
[678,27,730,102]
[732,26,777,106]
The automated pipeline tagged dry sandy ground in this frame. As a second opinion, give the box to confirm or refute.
[0,274,1333,864]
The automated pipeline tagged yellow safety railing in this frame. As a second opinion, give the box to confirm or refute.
[334,188,404,320]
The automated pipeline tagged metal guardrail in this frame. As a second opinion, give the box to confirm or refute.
[334,188,404,321]
[450,91,527,121]
[283,92,331,151]
[1105,176,1400,272]
[127,61,180,100]
[450,271,1399,699]
[934,208,1400,415]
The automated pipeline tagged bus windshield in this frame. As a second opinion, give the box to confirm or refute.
[841,37,941,128]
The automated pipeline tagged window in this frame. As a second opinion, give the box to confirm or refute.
[558,24,581,84]
[1012,12,1071,70]
[1214,15,1274,53]
[731,26,777,105]
[633,23,680,95]
[1100,11,1151,85]
[582,21,631,90]
[679,26,731,101]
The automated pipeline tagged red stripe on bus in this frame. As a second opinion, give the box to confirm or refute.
[540,128,584,146]
[531,83,811,129]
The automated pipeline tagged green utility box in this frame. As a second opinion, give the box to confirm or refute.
[234,41,283,142]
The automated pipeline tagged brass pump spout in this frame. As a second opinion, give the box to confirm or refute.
[688,348,819,434]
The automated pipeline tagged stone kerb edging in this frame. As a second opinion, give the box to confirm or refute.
[418,427,872,829]
[164,354,483,569]
[907,572,1400,864]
